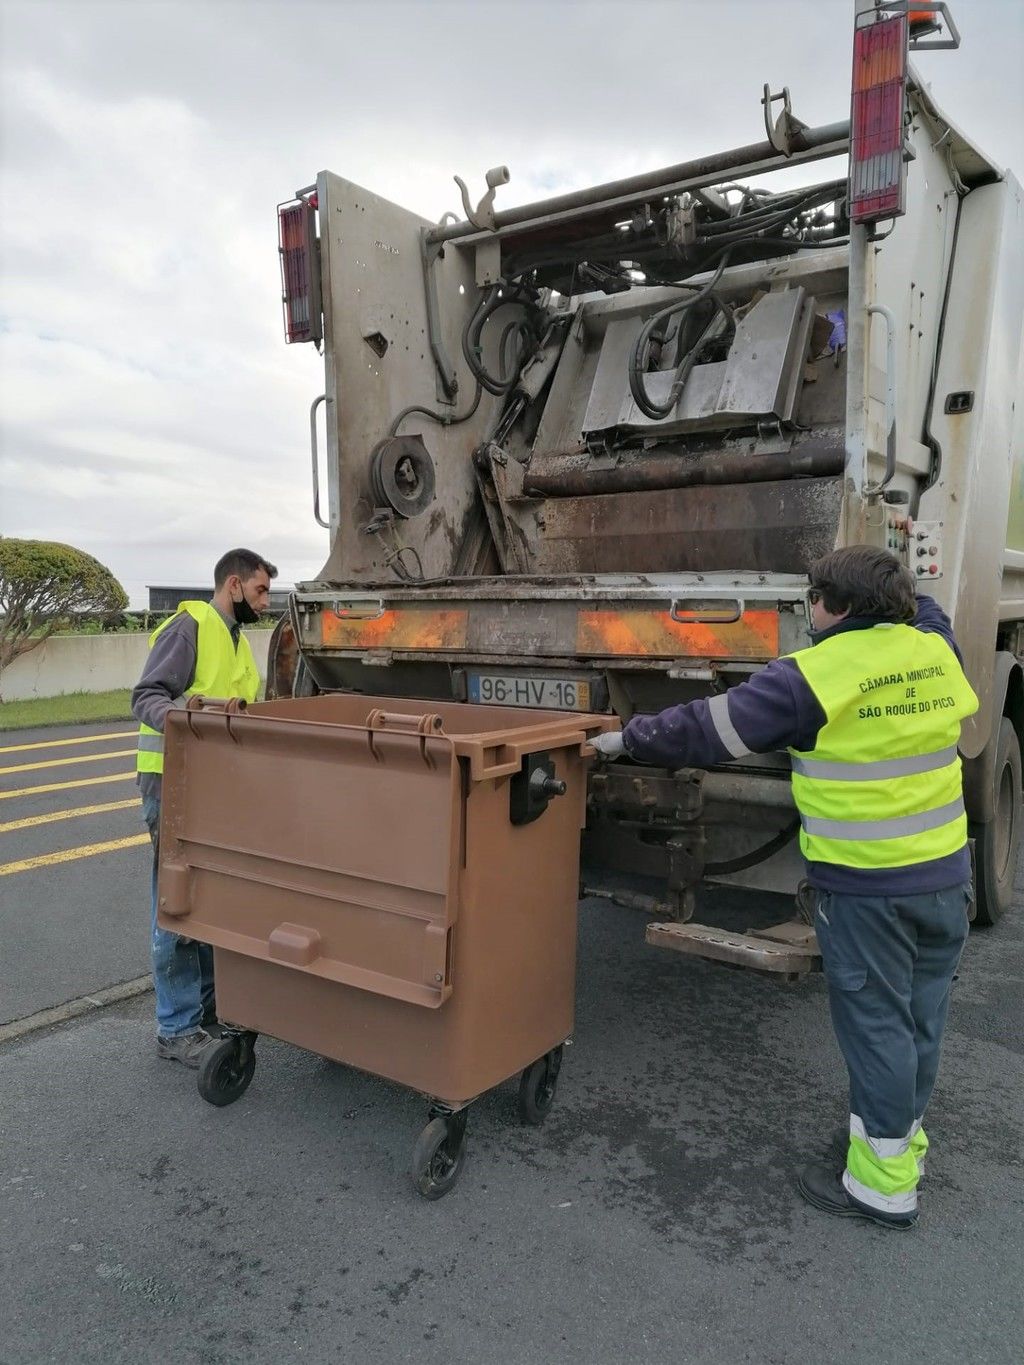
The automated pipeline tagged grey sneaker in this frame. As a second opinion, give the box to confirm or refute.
[157,1029,216,1069]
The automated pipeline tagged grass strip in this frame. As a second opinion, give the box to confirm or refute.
[0,689,135,731]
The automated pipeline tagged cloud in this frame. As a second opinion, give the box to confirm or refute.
[1,0,1022,606]
[0,56,318,602]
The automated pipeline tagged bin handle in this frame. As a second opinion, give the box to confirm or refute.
[365,709,446,768]
[365,709,445,735]
[310,392,331,528]
[184,694,248,739]
[184,696,248,713]
[669,598,744,625]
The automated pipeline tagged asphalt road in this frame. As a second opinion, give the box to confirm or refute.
[0,710,1021,1365]
[0,721,151,1024]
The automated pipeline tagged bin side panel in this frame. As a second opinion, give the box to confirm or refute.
[438,747,585,1093]
[158,713,461,1007]
[212,745,590,1104]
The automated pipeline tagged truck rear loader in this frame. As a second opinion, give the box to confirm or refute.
[269,0,1023,970]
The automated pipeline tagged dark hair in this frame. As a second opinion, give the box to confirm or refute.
[809,545,916,622]
[213,548,278,588]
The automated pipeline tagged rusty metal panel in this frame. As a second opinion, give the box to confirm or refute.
[321,607,469,650]
[576,608,779,659]
[315,172,511,582]
[296,572,815,664]
[532,477,843,575]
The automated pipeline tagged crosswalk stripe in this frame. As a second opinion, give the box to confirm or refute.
[0,730,136,755]
[0,799,139,834]
[0,772,137,801]
[0,833,150,876]
[0,749,136,776]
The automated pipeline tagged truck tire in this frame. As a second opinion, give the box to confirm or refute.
[971,718,1022,927]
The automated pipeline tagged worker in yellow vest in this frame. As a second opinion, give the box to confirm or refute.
[590,546,978,1228]
[132,548,276,1067]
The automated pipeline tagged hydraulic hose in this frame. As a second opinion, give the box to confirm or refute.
[461,283,536,396]
[388,380,484,438]
[920,190,965,492]
[627,249,734,420]
[703,818,800,876]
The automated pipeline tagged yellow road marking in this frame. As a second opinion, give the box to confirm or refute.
[0,833,150,877]
[0,799,139,834]
[0,731,136,755]
[0,772,136,801]
[0,749,136,776]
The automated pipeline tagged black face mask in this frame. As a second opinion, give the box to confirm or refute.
[231,592,260,625]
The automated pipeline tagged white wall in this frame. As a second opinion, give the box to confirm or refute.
[1,630,273,702]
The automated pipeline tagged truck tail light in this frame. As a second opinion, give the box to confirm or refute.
[848,10,908,224]
[278,197,323,345]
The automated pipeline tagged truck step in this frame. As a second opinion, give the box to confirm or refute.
[646,920,819,975]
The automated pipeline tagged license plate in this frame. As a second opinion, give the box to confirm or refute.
[468,673,591,711]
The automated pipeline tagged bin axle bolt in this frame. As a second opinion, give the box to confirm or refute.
[531,770,566,798]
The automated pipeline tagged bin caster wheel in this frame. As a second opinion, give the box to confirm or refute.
[197,1033,256,1108]
[517,1045,563,1126]
[411,1111,468,1200]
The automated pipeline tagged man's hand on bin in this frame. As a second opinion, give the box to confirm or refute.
[589,731,625,760]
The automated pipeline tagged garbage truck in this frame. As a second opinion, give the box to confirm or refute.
[269,0,1024,972]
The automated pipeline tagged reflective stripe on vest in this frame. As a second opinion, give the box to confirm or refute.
[801,794,966,841]
[136,601,261,776]
[786,623,978,871]
[790,743,957,782]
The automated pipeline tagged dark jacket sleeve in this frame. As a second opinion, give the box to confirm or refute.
[131,615,198,733]
[622,658,827,768]
[911,594,963,664]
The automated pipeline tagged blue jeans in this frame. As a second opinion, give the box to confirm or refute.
[815,883,970,1139]
[142,791,214,1039]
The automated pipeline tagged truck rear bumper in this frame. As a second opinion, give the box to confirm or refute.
[293,571,812,673]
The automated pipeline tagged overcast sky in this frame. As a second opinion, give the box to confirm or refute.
[2,0,1022,607]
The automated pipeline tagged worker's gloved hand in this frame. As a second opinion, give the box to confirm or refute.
[588,730,625,759]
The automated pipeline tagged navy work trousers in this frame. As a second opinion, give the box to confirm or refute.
[814,884,970,1141]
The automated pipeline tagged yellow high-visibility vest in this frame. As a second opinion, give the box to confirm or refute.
[136,601,261,776]
[786,623,978,870]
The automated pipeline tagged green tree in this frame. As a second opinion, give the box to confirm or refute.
[0,538,129,680]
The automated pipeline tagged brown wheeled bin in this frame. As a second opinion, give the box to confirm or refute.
[156,693,613,1197]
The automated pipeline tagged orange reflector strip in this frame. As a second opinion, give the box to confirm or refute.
[577,609,779,660]
[321,608,468,650]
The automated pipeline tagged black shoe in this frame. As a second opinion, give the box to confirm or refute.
[798,1161,918,1229]
[829,1125,850,1169]
[201,1007,222,1037]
